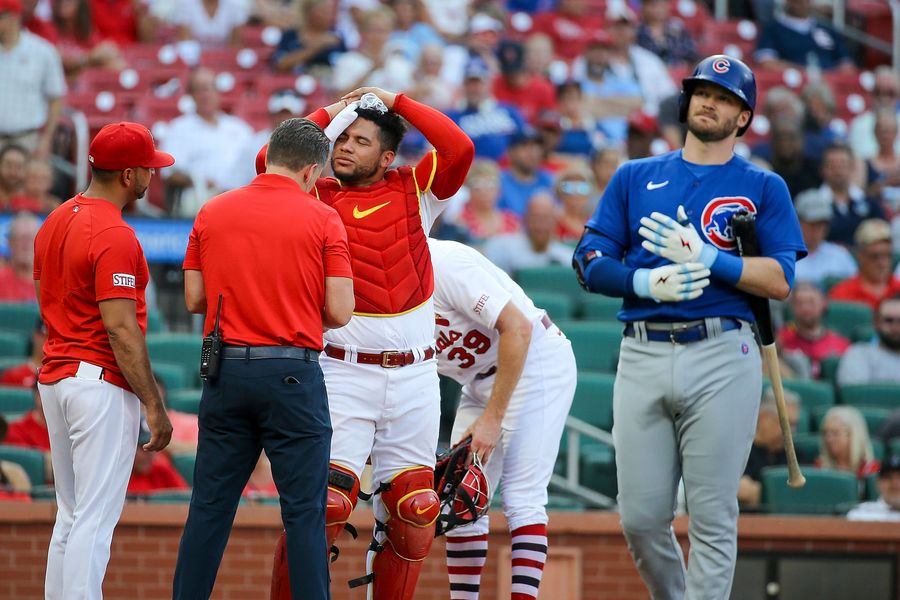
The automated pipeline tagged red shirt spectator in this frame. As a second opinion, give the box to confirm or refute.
[779,325,850,379]
[829,276,900,312]
[529,6,604,62]
[183,173,351,349]
[492,40,556,124]
[89,0,145,46]
[0,363,39,387]
[0,265,37,302]
[127,451,189,495]
[5,410,51,451]
[24,13,58,44]
[460,203,520,240]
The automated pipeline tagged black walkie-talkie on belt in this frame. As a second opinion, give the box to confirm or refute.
[199,294,223,381]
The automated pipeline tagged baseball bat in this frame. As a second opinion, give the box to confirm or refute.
[732,211,806,489]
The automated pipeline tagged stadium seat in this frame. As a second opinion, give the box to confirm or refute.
[578,442,617,499]
[795,406,812,434]
[559,321,622,373]
[578,295,621,321]
[0,357,26,373]
[873,438,885,462]
[514,266,585,303]
[792,432,820,461]
[171,454,196,487]
[142,490,193,503]
[153,361,190,393]
[810,405,891,438]
[864,473,880,501]
[0,386,35,415]
[570,372,615,432]
[818,355,842,383]
[529,291,575,321]
[546,492,588,511]
[839,383,900,410]
[0,331,27,358]
[167,389,202,415]
[0,303,40,337]
[0,445,45,486]
[147,309,165,334]
[780,379,836,412]
[30,484,56,501]
[824,302,874,340]
[761,466,859,515]
[146,334,203,387]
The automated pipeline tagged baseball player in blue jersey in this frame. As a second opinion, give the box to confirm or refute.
[572,55,807,599]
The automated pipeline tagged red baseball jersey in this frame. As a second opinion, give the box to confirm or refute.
[34,195,149,392]
[183,173,352,349]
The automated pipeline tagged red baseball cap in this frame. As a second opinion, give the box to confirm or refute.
[0,0,22,14]
[88,122,175,170]
[255,144,268,175]
[627,111,659,135]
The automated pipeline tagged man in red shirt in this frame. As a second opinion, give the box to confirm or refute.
[829,219,900,311]
[779,282,850,379]
[34,121,173,599]
[0,211,39,303]
[492,39,556,125]
[270,87,474,600]
[173,118,354,600]
[127,422,188,497]
[5,384,50,451]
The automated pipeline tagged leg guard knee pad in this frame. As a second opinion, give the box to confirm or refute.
[269,463,360,600]
[371,466,441,600]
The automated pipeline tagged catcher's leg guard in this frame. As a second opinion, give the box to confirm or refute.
[370,466,441,600]
[269,464,360,600]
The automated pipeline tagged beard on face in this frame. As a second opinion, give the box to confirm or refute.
[331,156,380,184]
[878,330,900,351]
[687,110,740,143]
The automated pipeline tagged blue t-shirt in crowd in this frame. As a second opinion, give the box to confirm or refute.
[447,101,527,161]
[755,17,849,70]
[497,168,555,217]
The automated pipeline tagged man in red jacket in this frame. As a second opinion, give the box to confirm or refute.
[270,87,474,600]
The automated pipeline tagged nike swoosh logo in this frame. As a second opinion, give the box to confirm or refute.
[352,201,391,219]
[415,506,433,515]
[646,180,669,191]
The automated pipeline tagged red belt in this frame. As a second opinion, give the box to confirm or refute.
[323,344,436,368]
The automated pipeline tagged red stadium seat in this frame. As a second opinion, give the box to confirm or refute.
[698,19,758,64]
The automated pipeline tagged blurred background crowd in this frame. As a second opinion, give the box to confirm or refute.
[1,0,900,517]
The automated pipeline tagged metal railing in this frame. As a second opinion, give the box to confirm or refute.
[548,415,617,509]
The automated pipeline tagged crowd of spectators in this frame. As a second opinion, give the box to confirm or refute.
[1,0,900,516]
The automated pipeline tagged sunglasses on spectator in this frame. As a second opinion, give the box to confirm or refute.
[863,249,893,259]
[873,88,899,97]
[881,316,900,324]
[559,181,592,195]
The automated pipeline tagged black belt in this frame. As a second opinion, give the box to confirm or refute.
[221,345,319,361]
[623,318,742,344]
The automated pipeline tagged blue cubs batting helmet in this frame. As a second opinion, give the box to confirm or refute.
[678,54,756,137]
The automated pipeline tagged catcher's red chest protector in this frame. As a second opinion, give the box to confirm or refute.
[316,167,434,315]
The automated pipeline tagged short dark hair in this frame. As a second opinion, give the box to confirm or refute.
[822,141,854,161]
[354,107,407,153]
[89,167,121,182]
[0,143,28,163]
[267,118,330,171]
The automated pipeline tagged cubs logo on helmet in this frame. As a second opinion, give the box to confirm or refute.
[712,58,730,73]
[701,197,757,250]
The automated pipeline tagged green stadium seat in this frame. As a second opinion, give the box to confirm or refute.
[546,492,587,511]
[0,357,27,373]
[824,302,873,340]
[30,484,56,501]
[153,361,190,392]
[890,438,900,457]
[579,442,617,499]
[795,407,812,434]
[514,266,584,302]
[0,331,27,358]
[873,438,885,462]
[558,321,622,373]
[818,355,842,383]
[761,466,859,515]
[146,309,165,334]
[865,473,880,501]
[528,291,575,321]
[141,489,193,503]
[0,304,40,337]
[781,379,835,412]
[171,453,196,486]
[839,383,900,410]
[578,295,621,322]
[167,389,202,415]
[146,334,203,387]
[0,444,45,486]
[0,385,35,415]
[570,372,615,431]
[807,405,890,436]
[792,432,820,462]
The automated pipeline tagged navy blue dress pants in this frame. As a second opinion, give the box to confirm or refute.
[172,355,331,599]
